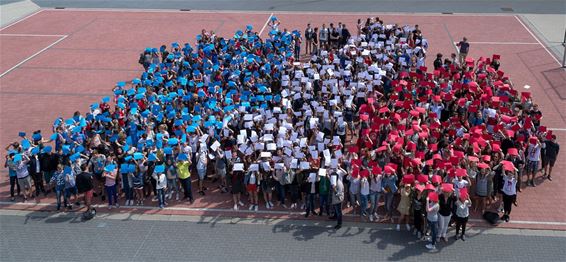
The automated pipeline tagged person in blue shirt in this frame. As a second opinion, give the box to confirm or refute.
[4,152,21,201]
[50,164,68,211]
[381,168,398,222]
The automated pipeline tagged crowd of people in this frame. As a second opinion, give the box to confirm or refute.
[4,16,561,251]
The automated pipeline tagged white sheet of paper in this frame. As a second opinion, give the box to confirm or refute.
[275,163,285,170]
[300,161,310,169]
[318,168,327,177]
[210,141,221,151]
[267,143,277,151]
[233,163,244,171]
[249,164,259,172]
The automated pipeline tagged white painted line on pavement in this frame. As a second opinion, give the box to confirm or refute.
[0,33,67,37]
[43,8,517,17]
[0,35,68,78]
[0,9,43,32]
[259,13,274,36]
[454,41,539,45]
[514,15,561,66]
[548,128,566,132]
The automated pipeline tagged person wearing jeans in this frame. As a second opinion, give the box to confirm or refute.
[5,155,21,201]
[50,165,67,211]
[426,192,440,250]
[381,169,398,222]
[368,173,382,222]
[152,168,168,208]
[103,168,118,209]
[176,159,193,203]
[330,172,344,229]
[318,174,330,216]
[359,175,370,218]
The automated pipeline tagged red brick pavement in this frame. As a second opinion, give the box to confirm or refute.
[1,10,565,230]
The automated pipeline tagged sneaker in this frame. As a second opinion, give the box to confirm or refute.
[176,195,180,201]
[233,204,238,211]
[412,229,417,235]
[406,224,411,231]
[254,205,259,212]
[461,235,466,241]
[417,232,422,239]
[10,197,15,201]
[249,205,254,211]
[455,234,459,240]
[159,205,164,209]
[269,201,274,208]
[425,244,436,250]
[115,203,120,208]
[108,205,112,210]
[334,224,342,230]
[301,204,305,209]
[152,196,158,202]
[282,204,288,209]
[238,201,245,206]
[396,224,400,231]
[369,215,374,222]
[266,203,270,209]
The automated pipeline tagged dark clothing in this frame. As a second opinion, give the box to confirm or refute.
[458,41,470,53]
[76,172,94,194]
[545,141,560,160]
[438,194,455,216]
[433,58,443,70]
[40,153,59,172]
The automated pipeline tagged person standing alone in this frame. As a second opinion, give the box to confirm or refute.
[456,37,470,66]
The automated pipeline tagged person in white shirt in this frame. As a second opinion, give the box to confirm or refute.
[359,174,370,219]
[454,192,472,241]
[152,167,168,209]
[525,137,541,187]
[501,165,518,222]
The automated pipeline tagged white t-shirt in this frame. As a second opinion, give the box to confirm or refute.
[527,143,541,161]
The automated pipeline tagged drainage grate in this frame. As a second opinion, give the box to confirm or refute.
[501,7,514,12]
[179,9,191,11]
[54,7,65,9]
[441,12,454,15]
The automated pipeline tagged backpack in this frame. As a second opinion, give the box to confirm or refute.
[138,53,145,64]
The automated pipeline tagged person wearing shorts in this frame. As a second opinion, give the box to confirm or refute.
[196,148,208,196]
[14,155,33,202]
[245,171,259,211]
[543,135,560,181]
[525,137,541,187]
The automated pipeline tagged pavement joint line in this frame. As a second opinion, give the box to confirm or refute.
[453,41,539,45]
[1,209,565,238]
[0,33,67,37]
[0,9,43,32]
[2,201,566,227]
[514,15,562,66]
[41,7,520,17]
[0,34,68,78]
[259,12,274,36]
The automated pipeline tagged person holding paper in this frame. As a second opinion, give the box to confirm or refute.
[215,150,229,193]
[102,163,119,209]
[329,171,344,229]
[304,172,318,217]
[196,147,208,196]
[152,165,168,209]
[318,171,331,216]
[245,170,260,211]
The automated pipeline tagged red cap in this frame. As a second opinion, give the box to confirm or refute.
[477,162,490,169]
[508,148,519,156]
[428,191,439,202]
[425,183,436,191]
[402,174,415,185]
[441,183,454,193]
[415,184,425,192]
[455,168,468,177]
[459,187,469,201]
[431,175,442,184]
[417,174,429,184]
